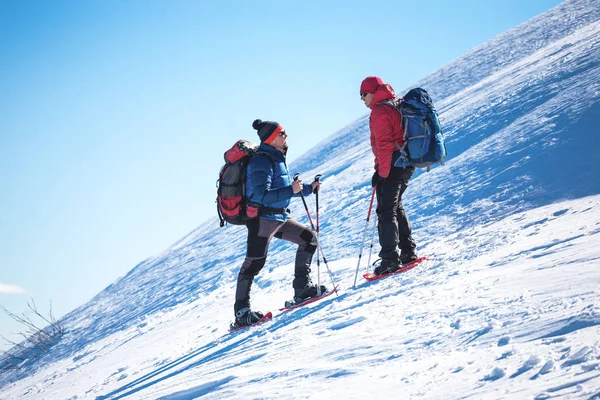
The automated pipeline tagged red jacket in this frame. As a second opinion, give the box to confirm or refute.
[369,83,405,178]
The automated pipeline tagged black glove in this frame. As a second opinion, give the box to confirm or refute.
[372,172,385,187]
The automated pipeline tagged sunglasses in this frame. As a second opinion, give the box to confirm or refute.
[279,131,287,137]
[360,92,369,98]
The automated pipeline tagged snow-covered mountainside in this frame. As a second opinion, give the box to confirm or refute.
[1,0,599,398]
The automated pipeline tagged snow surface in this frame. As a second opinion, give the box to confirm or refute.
[1,0,600,398]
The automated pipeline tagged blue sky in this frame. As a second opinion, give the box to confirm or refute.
[0,0,563,348]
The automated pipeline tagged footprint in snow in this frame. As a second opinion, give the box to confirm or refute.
[482,367,505,381]
[561,346,591,368]
[498,336,510,346]
[464,323,493,344]
[510,355,541,378]
[329,316,367,331]
[497,351,513,360]
[530,360,555,380]
[542,337,566,345]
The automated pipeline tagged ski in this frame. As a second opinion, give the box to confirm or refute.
[363,256,428,282]
[228,311,273,333]
[279,286,339,312]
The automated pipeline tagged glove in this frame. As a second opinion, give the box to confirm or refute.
[371,172,385,187]
[311,181,321,194]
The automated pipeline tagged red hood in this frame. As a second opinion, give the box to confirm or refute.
[370,83,395,108]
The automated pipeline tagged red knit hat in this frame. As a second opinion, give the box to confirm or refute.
[360,76,384,94]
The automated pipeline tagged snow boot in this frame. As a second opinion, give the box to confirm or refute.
[232,307,264,328]
[400,252,418,265]
[294,284,328,303]
[374,259,401,275]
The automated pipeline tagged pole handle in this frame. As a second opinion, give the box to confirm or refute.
[312,174,322,194]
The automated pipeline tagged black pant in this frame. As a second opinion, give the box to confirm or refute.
[234,217,317,313]
[376,166,417,263]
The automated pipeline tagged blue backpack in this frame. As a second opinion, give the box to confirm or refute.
[386,88,447,171]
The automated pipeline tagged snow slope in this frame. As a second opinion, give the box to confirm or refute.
[1,0,599,398]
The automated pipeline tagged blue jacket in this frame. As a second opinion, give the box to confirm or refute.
[245,143,313,222]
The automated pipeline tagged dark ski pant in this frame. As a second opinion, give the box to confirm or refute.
[376,166,417,263]
[234,217,317,314]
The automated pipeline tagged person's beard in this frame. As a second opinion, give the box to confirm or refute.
[282,143,288,154]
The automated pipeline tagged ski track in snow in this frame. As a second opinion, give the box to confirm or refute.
[1,0,600,398]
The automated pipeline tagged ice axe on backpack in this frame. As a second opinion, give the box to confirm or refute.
[293,173,337,295]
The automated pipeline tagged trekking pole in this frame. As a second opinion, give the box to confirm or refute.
[314,174,322,295]
[353,187,376,288]
[293,173,315,228]
[293,173,338,294]
[366,212,377,269]
[311,174,338,293]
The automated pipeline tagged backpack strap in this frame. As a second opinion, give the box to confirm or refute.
[260,206,290,216]
[380,99,410,160]
[253,151,276,168]
[217,201,226,227]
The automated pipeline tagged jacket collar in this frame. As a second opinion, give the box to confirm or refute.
[370,83,395,108]
[258,142,286,161]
